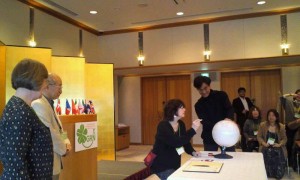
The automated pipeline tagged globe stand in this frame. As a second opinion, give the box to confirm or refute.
[214,146,233,159]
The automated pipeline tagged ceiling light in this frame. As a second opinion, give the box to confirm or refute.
[90,10,97,14]
[257,1,266,5]
[177,12,184,16]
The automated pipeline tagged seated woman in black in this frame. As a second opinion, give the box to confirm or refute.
[150,99,201,180]
[243,106,261,152]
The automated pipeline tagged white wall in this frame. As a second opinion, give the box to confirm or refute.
[99,13,300,68]
[118,76,141,143]
[0,0,100,61]
[281,66,300,94]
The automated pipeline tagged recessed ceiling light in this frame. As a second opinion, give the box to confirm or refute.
[257,1,266,5]
[90,10,98,14]
[177,12,184,16]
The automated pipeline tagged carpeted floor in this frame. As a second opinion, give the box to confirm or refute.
[98,160,149,180]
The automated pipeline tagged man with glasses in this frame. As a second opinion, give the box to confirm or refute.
[32,73,72,180]
[193,75,235,151]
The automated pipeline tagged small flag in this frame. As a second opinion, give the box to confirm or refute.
[89,100,95,114]
[72,99,77,115]
[78,99,84,114]
[82,99,87,114]
[56,99,61,115]
[75,99,79,113]
[66,99,71,115]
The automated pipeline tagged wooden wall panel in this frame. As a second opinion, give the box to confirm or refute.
[250,70,281,119]
[142,75,192,145]
[166,75,192,129]
[221,72,251,103]
[142,77,166,145]
[221,69,281,121]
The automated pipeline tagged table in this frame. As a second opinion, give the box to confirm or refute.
[168,152,267,180]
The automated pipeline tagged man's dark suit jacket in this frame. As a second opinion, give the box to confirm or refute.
[232,97,254,124]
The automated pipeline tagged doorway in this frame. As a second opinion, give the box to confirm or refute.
[221,69,282,119]
[141,75,192,145]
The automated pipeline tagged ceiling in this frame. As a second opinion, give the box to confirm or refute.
[34,0,300,32]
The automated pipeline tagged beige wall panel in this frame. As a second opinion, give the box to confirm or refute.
[35,10,79,57]
[51,56,85,113]
[281,66,300,94]
[244,15,281,58]
[5,47,52,102]
[118,76,141,143]
[98,32,137,67]
[210,20,245,61]
[144,28,173,66]
[288,12,300,55]
[85,63,115,160]
[0,0,29,46]
[170,24,204,64]
[83,30,101,62]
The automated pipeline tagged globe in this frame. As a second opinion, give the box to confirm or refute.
[212,119,240,159]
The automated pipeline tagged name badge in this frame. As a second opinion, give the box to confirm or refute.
[176,146,185,155]
[267,137,275,145]
[253,131,258,135]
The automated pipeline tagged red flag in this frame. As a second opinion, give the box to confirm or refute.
[56,99,61,115]
[66,99,71,115]
[72,99,77,115]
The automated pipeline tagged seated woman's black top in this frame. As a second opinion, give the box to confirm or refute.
[0,96,53,179]
[151,120,196,174]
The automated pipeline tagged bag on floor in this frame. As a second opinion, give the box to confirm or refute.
[144,150,157,167]
[262,147,286,179]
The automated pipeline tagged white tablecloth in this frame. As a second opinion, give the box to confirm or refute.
[168,152,268,180]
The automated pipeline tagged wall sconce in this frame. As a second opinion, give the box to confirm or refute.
[280,15,289,56]
[28,7,36,47]
[137,53,145,66]
[137,32,145,66]
[79,29,84,57]
[280,43,289,55]
[28,39,37,47]
[203,24,210,61]
[203,50,211,61]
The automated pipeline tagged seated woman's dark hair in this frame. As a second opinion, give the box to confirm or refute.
[11,59,48,91]
[248,106,261,120]
[163,99,185,122]
[266,109,280,130]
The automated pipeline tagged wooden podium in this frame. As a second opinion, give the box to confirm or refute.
[59,114,97,180]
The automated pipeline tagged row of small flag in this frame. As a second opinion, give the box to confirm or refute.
[55,99,95,115]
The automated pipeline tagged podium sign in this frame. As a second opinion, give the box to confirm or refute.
[75,121,98,152]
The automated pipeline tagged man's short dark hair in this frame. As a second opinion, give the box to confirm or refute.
[238,87,246,93]
[193,76,211,89]
[11,59,48,91]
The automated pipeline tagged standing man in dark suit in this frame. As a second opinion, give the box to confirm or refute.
[232,87,254,151]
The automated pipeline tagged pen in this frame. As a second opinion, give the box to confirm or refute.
[193,165,209,167]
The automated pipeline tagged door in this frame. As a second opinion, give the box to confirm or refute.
[221,69,281,120]
[142,75,192,145]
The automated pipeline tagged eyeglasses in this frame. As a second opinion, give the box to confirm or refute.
[49,84,63,89]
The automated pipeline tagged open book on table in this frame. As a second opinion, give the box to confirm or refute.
[182,161,223,173]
